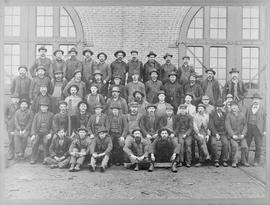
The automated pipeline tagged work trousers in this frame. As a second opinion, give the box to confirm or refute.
[44,156,71,168]
[8,133,15,158]
[194,134,210,162]
[31,133,51,162]
[230,138,248,164]
[246,124,263,163]
[177,133,192,164]
[110,132,124,164]
[211,134,229,162]
[90,155,110,168]
[14,131,30,155]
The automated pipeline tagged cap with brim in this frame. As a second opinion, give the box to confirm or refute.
[185,92,193,99]
[89,83,99,89]
[77,100,89,110]
[54,70,64,74]
[133,90,145,98]
[251,93,262,99]
[58,100,67,106]
[179,104,187,109]
[166,104,174,110]
[93,70,103,76]
[130,50,138,54]
[39,100,50,106]
[53,49,64,56]
[129,101,139,107]
[158,127,172,136]
[131,129,142,134]
[226,94,233,99]
[37,65,46,72]
[146,104,157,110]
[38,46,47,52]
[113,75,122,80]
[229,68,240,74]
[163,53,173,59]
[157,90,166,97]
[73,69,82,77]
[82,49,93,56]
[147,51,157,57]
[97,52,107,60]
[68,48,78,55]
[19,98,30,106]
[110,104,121,110]
[168,71,178,77]
[197,103,206,109]
[149,69,159,75]
[94,104,103,109]
[18,65,28,71]
[67,84,79,95]
[97,127,108,134]
[202,95,210,100]
[205,68,216,75]
[111,86,120,93]
[77,126,88,132]
[114,50,126,58]
[182,56,190,60]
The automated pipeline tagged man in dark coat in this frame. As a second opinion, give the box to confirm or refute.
[173,104,193,167]
[65,48,82,82]
[142,51,161,83]
[96,52,111,85]
[89,127,113,172]
[31,85,54,113]
[201,68,221,105]
[145,68,163,103]
[108,75,127,100]
[209,100,229,167]
[52,100,69,135]
[245,93,266,166]
[50,49,67,79]
[10,65,31,100]
[178,56,195,86]
[127,50,144,83]
[30,46,52,78]
[184,73,204,106]
[148,128,180,172]
[106,86,129,115]
[82,49,97,83]
[72,101,91,132]
[157,104,176,134]
[110,50,128,85]
[160,53,177,84]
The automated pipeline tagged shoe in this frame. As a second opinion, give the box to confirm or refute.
[177,162,183,167]
[186,163,191,168]
[195,162,202,167]
[242,162,250,167]
[100,166,105,173]
[148,163,154,172]
[42,160,47,165]
[69,164,75,172]
[30,160,36,164]
[74,164,80,171]
[171,163,178,173]
[134,163,139,171]
[50,164,58,169]
[214,162,220,167]
[205,156,211,161]
[89,165,95,172]
[253,162,259,167]
[232,163,237,168]
[222,162,228,167]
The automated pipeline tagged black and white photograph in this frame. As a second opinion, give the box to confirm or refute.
[0,0,269,204]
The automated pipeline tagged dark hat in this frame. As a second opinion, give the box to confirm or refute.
[111,86,120,93]
[114,50,126,58]
[36,65,46,72]
[77,125,88,132]
[189,72,197,78]
[39,98,50,106]
[131,128,142,134]
[89,83,99,89]
[82,49,93,56]
[77,100,89,110]
[157,90,166,97]
[229,68,240,74]
[147,51,157,57]
[149,68,159,75]
[251,93,262,99]
[58,100,67,106]
[113,74,122,80]
[19,98,30,106]
[178,104,187,109]
[54,69,64,74]
[131,70,140,76]
[67,84,79,95]
[197,103,206,109]
[53,49,64,56]
[129,101,139,107]
[182,56,190,60]
[94,104,103,109]
[215,100,224,107]
[202,95,210,100]
[93,70,103,76]
[110,104,121,110]
[38,46,47,52]
[226,94,233,99]
[68,47,78,55]
[130,50,138,54]
[97,52,107,60]
[146,104,157,110]
[230,100,239,106]
[205,68,216,75]
[18,65,28,71]
[158,127,172,136]
[163,53,173,59]
[97,127,108,134]
[133,90,145,98]
[168,71,178,77]
[166,104,174,110]
[185,92,194,99]
[73,69,82,77]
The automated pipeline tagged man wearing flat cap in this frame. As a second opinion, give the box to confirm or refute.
[160,53,177,84]
[82,48,97,83]
[222,68,247,105]
[50,49,66,80]
[154,90,172,118]
[201,68,221,105]
[245,93,266,166]
[63,69,86,98]
[30,46,52,78]
[111,50,128,85]
[127,50,144,83]
[10,66,32,101]
[178,56,195,86]
[143,51,161,83]
[106,86,129,115]
[65,48,83,82]
[145,68,163,104]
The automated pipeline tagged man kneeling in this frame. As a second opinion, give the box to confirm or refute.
[148,128,180,173]
[123,129,150,171]
[89,127,112,172]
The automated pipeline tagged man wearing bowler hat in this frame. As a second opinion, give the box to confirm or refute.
[179,56,195,86]
[50,49,66,79]
[30,46,52,78]
[160,53,177,84]
[111,50,128,85]
[65,47,82,82]
[145,68,163,104]
[222,68,247,104]
[11,65,32,100]
[89,70,108,97]
[127,50,144,83]
[245,93,266,166]
[82,48,97,83]
[143,51,161,83]
[63,69,86,98]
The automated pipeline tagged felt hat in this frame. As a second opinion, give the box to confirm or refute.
[19,98,30,106]
[77,100,89,110]
[163,53,173,59]
[111,86,121,93]
[182,56,190,60]
[73,69,82,77]
[53,49,64,56]
[36,65,46,72]
[178,104,187,109]
[58,100,68,106]
[202,95,210,100]
[197,103,206,109]
[129,101,139,107]
[94,104,103,109]
[38,46,47,52]
[82,49,93,56]
[97,52,107,60]
[147,51,157,58]
[205,68,216,75]
[68,47,78,55]
[67,84,79,95]
[157,90,166,97]
[77,125,88,132]
[114,50,126,58]
[158,127,172,136]
[146,104,157,110]
[215,100,224,107]
[130,50,138,54]
[93,70,103,76]
[168,71,178,77]
[149,68,159,75]
[226,94,233,99]
[97,127,108,134]
[131,128,142,134]
[133,90,145,98]
[112,74,122,80]
[39,98,50,106]
[185,92,194,99]
[18,65,28,71]
[229,68,240,74]
[110,104,121,110]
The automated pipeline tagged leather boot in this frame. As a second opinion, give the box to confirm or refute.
[69,163,75,172]
[171,162,178,173]
[148,163,154,172]
[134,163,139,171]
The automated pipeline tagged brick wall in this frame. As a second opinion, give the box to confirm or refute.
[76,6,190,66]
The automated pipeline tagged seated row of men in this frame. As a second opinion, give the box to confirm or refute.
[5,89,265,172]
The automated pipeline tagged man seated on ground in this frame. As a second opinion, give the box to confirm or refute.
[44,128,72,169]
[89,127,112,172]
[148,128,180,173]
[123,129,150,171]
[68,126,92,172]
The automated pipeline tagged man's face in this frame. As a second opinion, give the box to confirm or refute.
[165,56,172,63]
[207,72,214,80]
[20,102,28,111]
[169,75,176,83]
[231,72,239,80]
[70,52,77,57]
[197,107,205,114]
[117,53,124,61]
[133,131,142,142]
[112,91,120,98]
[58,129,65,138]
[112,108,119,115]
[183,58,189,64]
[227,97,233,103]
[74,72,82,80]
[185,96,192,104]
[78,130,86,139]
[147,107,156,114]
[59,104,67,113]
[95,108,102,115]
[190,76,196,85]
[85,52,92,58]
[148,55,155,62]
[56,52,63,59]
[19,68,27,77]
[113,78,121,85]
[130,106,138,114]
[40,105,48,112]
[55,72,63,80]
[166,109,174,117]
[231,104,239,112]
[94,74,102,81]
[158,94,165,102]
[179,107,187,115]
[160,130,169,139]
[216,106,223,112]
[99,54,106,62]
[79,103,87,113]
[39,50,46,57]
[131,52,138,60]
[150,72,158,80]
[90,86,98,94]
[37,69,45,76]
[99,132,106,139]
[202,98,209,105]
[40,86,48,95]
[132,74,139,82]
[70,87,78,95]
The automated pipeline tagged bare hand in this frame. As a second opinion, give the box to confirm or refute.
[151,154,155,161]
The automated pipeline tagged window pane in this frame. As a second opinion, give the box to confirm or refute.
[242,59,250,68]
[242,29,250,39]
[251,7,259,17]
[242,6,260,40]
[211,8,218,17]
[219,8,226,18]
[187,8,204,39]
[250,30,259,39]
[250,48,259,57]
[210,19,218,28]
[36,7,53,37]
